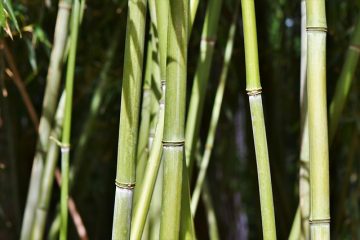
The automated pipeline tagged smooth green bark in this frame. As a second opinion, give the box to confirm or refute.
[159,0,188,238]
[306,0,330,238]
[112,0,147,238]
[60,0,81,238]
[240,0,276,238]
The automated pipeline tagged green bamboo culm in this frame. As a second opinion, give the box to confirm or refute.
[185,0,223,175]
[306,0,330,238]
[240,0,276,239]
[20,1,72,239]
[191,3,239,214]
[31,92,66,240]
[299,0,310,238]
[112,0,147,238]
[329,16,360,143]
[159,0,188,238]
[60,0,81,238]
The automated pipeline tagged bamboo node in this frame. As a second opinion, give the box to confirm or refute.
[309,218,330,225]
[349,44,360,53]
[306,27,327,33]
[246,89,262,96]
[49,136,71,152]
[115,180,136,190]
[59,1,72,10]
[162,140,185,147]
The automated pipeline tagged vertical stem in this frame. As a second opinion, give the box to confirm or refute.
[31,92,66,240]
[159,0,188,238]
[299,0,310,239]
[60,0,81,238]
[185,0,223,175]
[240,0,276,239]
[329,16,360,142]
[112,0,147,238]
[191,4,238,213]
[20,1,72,238]
[306,0,330,238]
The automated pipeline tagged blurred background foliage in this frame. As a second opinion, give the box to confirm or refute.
[1,0,360,239]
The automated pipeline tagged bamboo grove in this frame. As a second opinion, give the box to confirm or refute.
[2,0,360,239]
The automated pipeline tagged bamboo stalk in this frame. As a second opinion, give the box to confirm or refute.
[60,0,81,238]
[159,0,188,238]
[191,4,238,214]
[185,0,223,175]
[20,1,72,238]
[111,0,147,237]
[329,16,360,142]
[306,0,330,238]
[31,92,66,240]
[299,0,310,238]
[240,0,276,239]
[202,180,220,240]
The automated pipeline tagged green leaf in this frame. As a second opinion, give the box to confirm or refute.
[3,0,21,36]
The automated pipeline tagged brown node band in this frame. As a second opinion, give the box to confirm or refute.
[246,89,262,96]
[59,2,72,10]
[115,180,136,190]
[310,218,330,224]
[162,140,185,147]
[306,27,327,32]
[349,44,360,53]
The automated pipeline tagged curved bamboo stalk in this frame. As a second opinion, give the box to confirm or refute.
[191,4,238,214]
[20,1,72,238]
[240,0,276,238]
[111,0,147,238]
[159,0,188,238]
[60,0,81,238]
[306,0,330,238]
[185,0,223,175]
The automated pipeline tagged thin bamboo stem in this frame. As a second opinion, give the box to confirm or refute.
[329,16,360,142]
[306,0,330,238]
[159,0,188,238]
[31,92,66,240]
[60,0,80,238]
[191,4,238,214]
[202,180,220,240]
[112,0,147,237]
[299,0,310,238]
[20,1,71,238]
[240,0,276,238]
[185,0,223,175]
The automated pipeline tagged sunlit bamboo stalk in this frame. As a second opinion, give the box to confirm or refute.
[240,0,276,238]
[111,0,147,238]
[306,0,330,238]
[159,0,188,238]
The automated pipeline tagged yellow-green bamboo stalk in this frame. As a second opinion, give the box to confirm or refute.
[20,1,72,238]
[240,0,276,239]
[112,0,147,238]
[31,92,66,240]
[191,4,238,213]
[185,0,223,175]
[159,0,188,238]
[299,0,310,238]
[306,0,330,238]
[60,0,81,238]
